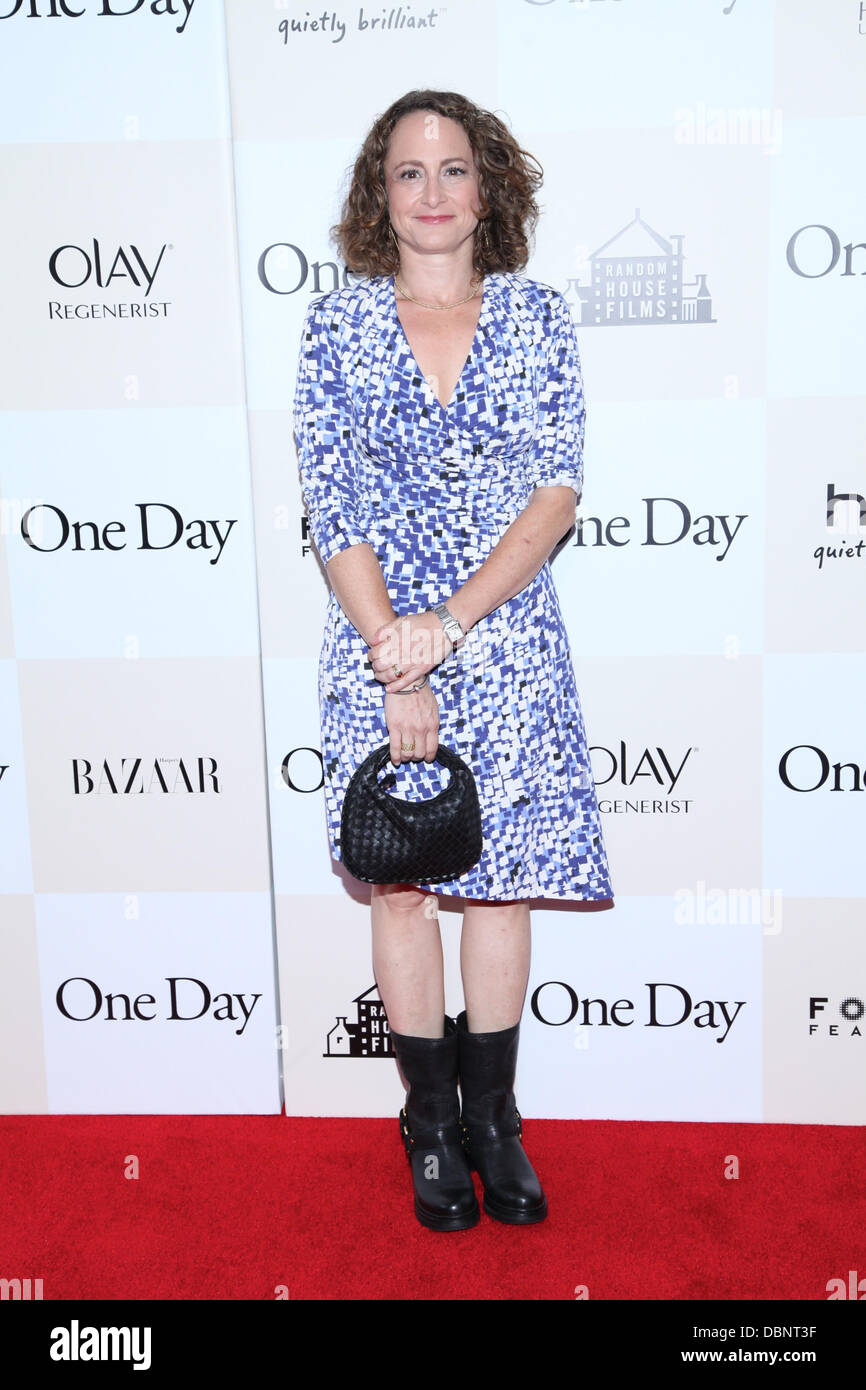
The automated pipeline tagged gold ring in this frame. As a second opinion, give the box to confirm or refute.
[393,665,403,678]
[400,739,416,752]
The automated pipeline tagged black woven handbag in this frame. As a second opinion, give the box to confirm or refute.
[340,741,483,885]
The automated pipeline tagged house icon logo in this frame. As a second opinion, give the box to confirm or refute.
[568,208,716,327]
[323,984,393,1059]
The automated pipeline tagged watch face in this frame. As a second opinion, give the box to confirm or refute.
[434,604,463,645]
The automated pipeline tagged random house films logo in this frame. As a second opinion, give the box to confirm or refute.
[565,209,716,328]
[325,985,393,1058]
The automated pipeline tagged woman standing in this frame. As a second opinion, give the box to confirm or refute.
[293,90,613,1232]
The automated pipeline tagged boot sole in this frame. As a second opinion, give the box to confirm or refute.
[463,1152,548,1225]
[414,1195,481,1232]
[482,1191,548,1225]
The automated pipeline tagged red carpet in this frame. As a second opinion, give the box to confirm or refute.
[1,1115,862,1301]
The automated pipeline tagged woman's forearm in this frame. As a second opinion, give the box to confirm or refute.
[446,487,576,633]
[325,542,398,647]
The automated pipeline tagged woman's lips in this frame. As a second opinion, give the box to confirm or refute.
[417,215,453,223]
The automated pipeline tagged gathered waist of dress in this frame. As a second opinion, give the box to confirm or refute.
[362,490,529,526]
[360,508,523,550]
[365,500,508,520]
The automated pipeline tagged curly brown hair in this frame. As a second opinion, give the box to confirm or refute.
[330,90,544,278]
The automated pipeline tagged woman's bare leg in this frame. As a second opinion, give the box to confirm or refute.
[371,882,445,1037]
[456,898,546,1224]
[460,899,531,1031]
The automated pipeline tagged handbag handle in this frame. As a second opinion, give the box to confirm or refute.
[368,743,464,835]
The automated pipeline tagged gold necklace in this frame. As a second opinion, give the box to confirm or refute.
[395,275,483,310]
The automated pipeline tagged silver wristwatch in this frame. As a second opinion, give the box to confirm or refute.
[431,601,466,651]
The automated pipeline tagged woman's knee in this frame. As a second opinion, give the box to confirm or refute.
[371,882,437,916]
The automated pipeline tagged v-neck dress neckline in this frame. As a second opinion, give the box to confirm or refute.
[389,272,492,417]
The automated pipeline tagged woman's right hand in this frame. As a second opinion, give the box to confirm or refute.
[384,686,440,765]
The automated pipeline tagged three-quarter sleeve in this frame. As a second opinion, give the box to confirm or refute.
[524,289,586,502]
[292,295,371,566]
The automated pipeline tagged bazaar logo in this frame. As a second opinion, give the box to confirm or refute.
[574,497,746,561]
[71,757,221,794]
[778,746,865,793]
[55,976,261,1035]
[48,239,169,297]
[808,996,863,1039]
[531,981,746,1044]
[786,225,866,278]
[324,984,393,1058]
[0,1,196,34]
[565,208,716,327]
[19,503,236,566]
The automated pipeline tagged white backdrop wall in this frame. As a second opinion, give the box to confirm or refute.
[1,0,863,1123]
[0,0,281,1114]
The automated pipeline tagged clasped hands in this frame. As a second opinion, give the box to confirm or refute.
[367,610,455,693]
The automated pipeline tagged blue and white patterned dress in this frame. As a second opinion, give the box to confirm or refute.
[293,271,613,903]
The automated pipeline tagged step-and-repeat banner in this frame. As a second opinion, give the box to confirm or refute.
[1,1,863,1123]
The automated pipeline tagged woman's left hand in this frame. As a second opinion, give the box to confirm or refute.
[368,611,453,692]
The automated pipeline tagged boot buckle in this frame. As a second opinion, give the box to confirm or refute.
[399,1105,416,1154]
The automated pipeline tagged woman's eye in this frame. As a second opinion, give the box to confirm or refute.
[398,166,467,180]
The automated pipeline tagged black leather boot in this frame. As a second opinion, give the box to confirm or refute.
[456,1009,548,1225]
[389,1015,480,1232]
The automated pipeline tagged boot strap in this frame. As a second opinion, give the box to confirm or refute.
[400,1105,463,1159]
[460,1107,523,1149]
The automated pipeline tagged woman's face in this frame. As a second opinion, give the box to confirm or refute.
[383,109,481,263]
